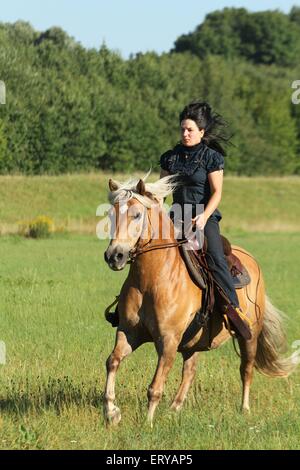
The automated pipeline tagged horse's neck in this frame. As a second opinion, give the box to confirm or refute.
[140,206,176,246]
[151,208,176,243]
[130,208,181,287]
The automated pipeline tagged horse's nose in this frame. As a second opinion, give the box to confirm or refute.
[113,252,125,262]
[104,245,127,270]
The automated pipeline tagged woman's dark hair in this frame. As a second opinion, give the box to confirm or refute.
[179,101,231,156]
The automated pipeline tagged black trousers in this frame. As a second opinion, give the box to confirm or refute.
[204,216,239,307]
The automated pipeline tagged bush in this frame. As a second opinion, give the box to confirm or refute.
[18,216,54,239]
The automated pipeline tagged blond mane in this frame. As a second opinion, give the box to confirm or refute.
[108,172,179,208]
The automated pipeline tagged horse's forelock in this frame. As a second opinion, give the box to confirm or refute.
[107,173,178,207]
[109,188,156,209]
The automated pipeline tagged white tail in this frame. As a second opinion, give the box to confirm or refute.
[255,296,296,377]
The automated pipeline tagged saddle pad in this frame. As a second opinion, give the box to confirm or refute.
[180,242,251,290]
[179,243,207,289]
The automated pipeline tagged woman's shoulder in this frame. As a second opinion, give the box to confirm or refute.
[159,144,181,171]
[202,144,225,173]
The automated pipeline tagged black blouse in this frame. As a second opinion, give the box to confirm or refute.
[160,141,224,220]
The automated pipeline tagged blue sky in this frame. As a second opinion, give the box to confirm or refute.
[0,0,299,57]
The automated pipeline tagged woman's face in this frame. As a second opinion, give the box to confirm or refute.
[180,119,204,147]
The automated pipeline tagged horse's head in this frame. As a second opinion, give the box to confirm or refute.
[104,178,154,271]
[104,173,178,270]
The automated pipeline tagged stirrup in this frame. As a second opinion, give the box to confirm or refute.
[223,314,235,338]
[235,307,253,328]
[223,305,252,340]
[104,295,120,327]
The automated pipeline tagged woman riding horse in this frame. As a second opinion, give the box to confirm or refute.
[103,173,294,426]
[160,101,251,338]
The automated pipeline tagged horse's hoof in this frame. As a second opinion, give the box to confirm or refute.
[241,406,250,414]
[105,406,122,426]
[147,416,154,429]
[170,401,182,412]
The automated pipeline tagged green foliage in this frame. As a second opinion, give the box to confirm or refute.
[18,216,54,239]
[290,6,300,25]
[174,8,300,67]
[28,216,53,239]
[0,119,7,170]
[0,12,300,176]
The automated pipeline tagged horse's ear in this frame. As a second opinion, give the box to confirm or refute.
[109,179,119,192]
[136,179,146,196]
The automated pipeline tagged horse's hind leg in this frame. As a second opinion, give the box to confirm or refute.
[170,350,200,412]
[238,337,258,413]
[147,335,178,426]
[104,329,141,425]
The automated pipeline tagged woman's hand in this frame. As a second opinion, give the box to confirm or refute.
[191,213,207,231]
[185,214,207,251]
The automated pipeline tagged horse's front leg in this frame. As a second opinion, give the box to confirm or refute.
[104,329,139,425]
[147,335,178,427]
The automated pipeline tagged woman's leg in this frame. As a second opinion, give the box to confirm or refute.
[204,216,239,307]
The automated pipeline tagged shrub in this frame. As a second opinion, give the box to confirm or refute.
[18,216,54,239]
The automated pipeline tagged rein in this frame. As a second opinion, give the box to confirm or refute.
[127,205,188,262]
[128,238,188,262]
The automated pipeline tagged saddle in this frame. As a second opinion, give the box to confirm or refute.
[179,235,251,291]
[178,235,252,346]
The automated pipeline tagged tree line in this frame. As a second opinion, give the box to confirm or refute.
[0,7,300,175]
[174,7,300,67]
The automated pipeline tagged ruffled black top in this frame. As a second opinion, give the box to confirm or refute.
[160,141,224,220]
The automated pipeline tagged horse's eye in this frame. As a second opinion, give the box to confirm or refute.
[134,213,142,220]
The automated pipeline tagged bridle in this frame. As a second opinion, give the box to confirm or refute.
[128,238,188,263]
[117,199,188,263]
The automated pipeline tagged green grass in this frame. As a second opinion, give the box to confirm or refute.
[0,173,299,449]
[0,173,300,234]
[0,232,299,450]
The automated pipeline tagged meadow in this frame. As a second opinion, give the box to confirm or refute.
[0,174,299,450]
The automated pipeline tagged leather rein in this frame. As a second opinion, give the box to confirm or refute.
[128,238,188,262]
[127,206,188,263]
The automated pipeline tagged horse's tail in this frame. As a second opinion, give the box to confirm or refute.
[255,295,296,377]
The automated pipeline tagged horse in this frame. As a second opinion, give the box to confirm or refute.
[103,174,295,426]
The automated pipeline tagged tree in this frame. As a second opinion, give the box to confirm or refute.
[174,8,300,67]
[0,19,299,175]
[0,119,8,172]
[290,6,300,25]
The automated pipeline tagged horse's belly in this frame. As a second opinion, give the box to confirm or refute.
[179,313,231,352]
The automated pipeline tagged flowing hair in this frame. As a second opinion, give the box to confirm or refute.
[179,101,232,156]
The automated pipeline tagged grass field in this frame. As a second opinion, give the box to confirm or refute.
[0,174,300,450]
[0,173,300,234]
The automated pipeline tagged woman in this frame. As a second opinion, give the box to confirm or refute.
[160,101,251,338]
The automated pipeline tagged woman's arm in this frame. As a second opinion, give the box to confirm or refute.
[193,169,223,229]
[205,169,223,219]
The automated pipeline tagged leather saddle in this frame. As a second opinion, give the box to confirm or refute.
[178,235,252,347]
[179,235,251,291]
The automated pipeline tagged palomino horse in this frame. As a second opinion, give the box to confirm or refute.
[103,175,294,426]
